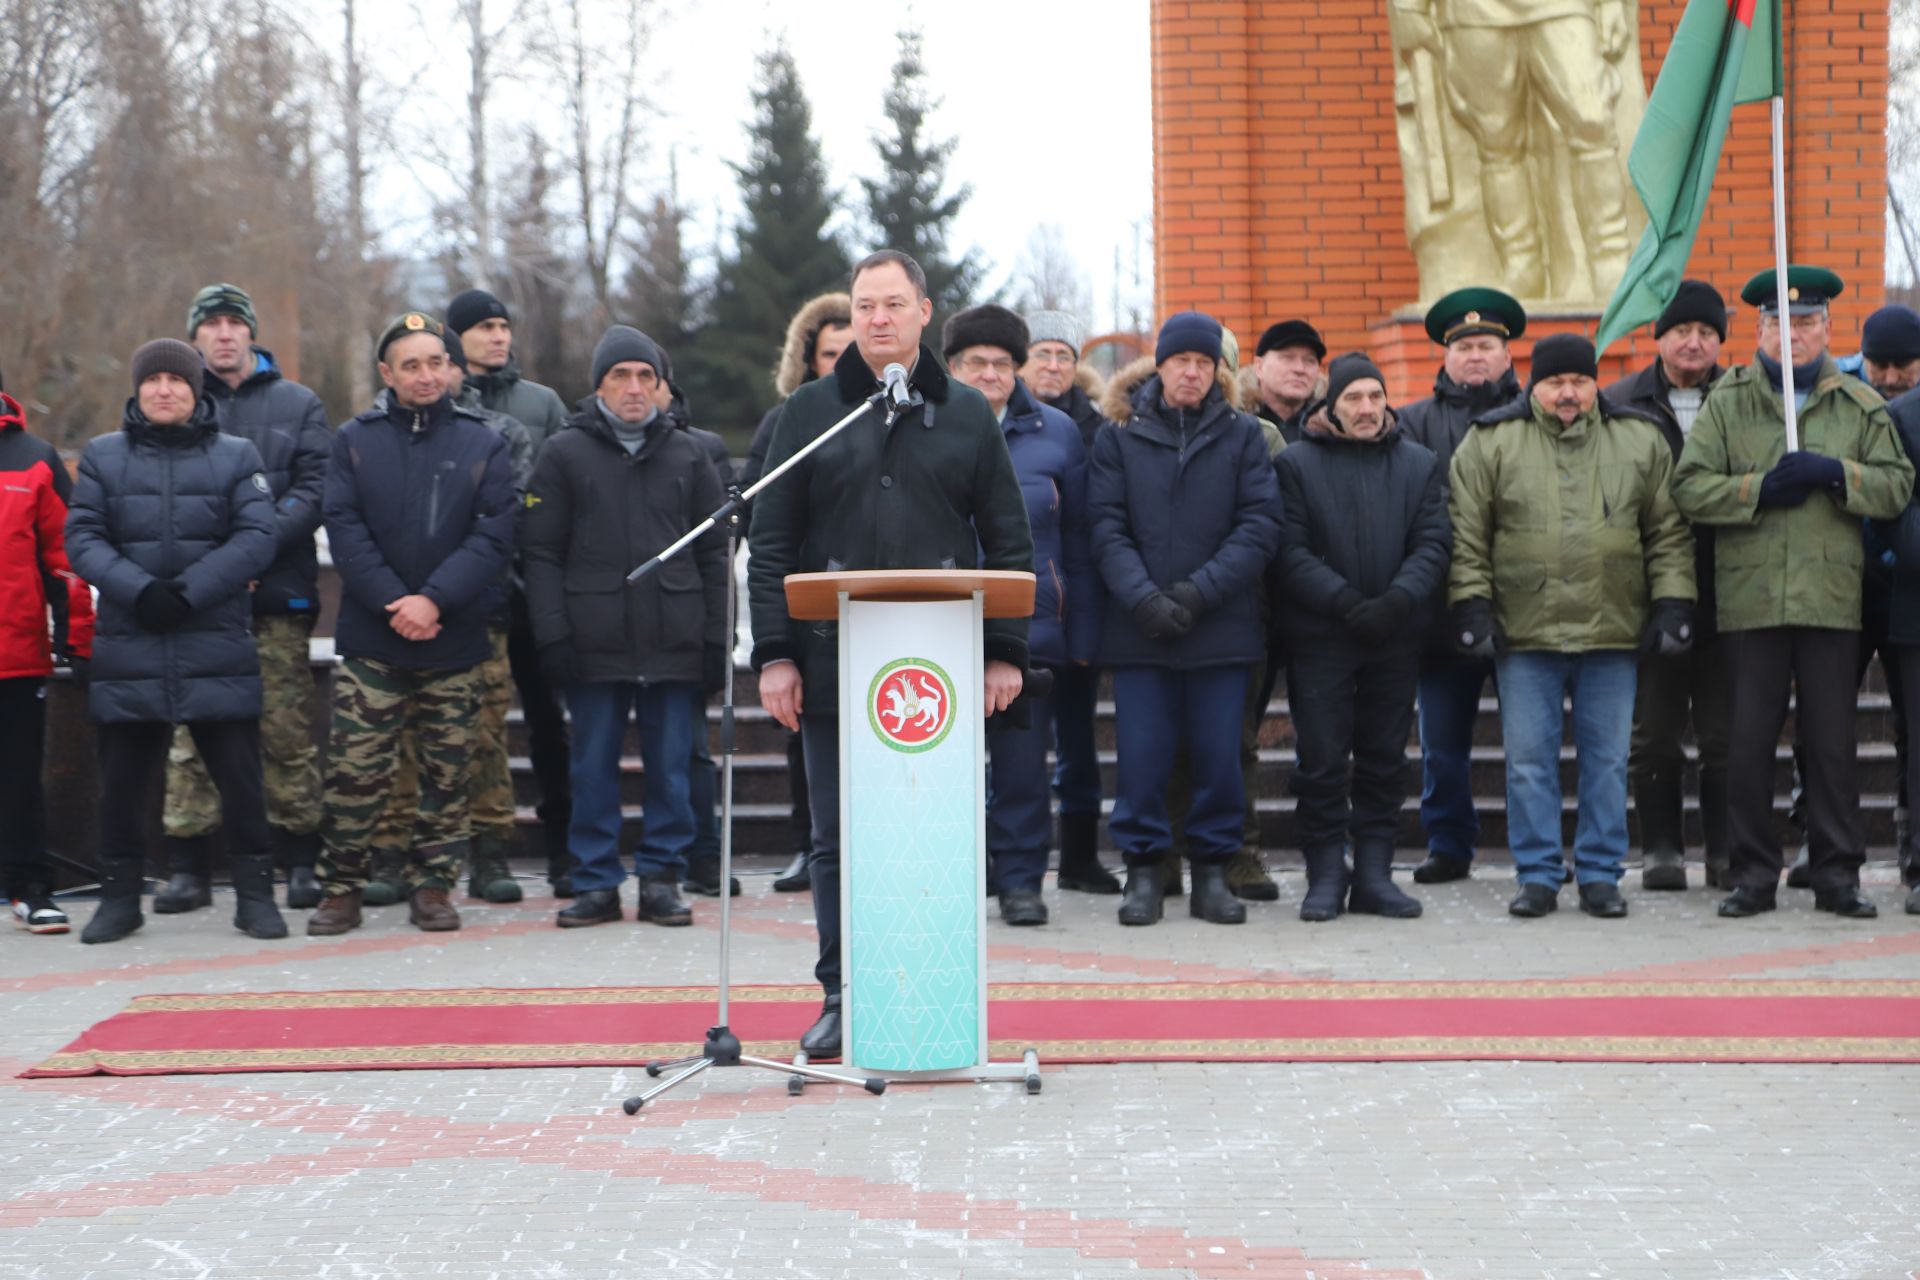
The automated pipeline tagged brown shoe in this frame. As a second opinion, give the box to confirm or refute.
[306,890,364,937]
[408,886,462,932]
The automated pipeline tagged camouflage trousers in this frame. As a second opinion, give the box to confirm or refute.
[370,629,515,856]
[319,657,479,894]
[164,613,322,837]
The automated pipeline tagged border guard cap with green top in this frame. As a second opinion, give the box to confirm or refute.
[1740,265,1844,316]
[1424,287,1528,346]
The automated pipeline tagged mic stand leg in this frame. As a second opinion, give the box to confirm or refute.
[621,501,885,1113]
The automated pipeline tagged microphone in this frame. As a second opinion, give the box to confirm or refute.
[881,362,913,414]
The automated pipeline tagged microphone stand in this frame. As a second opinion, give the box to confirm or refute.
[620,386,910,1113]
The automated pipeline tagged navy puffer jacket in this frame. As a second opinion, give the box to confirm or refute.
[206,348,330,616]
[1002,380,1100,666]
[65,398,277,723]
[1088,374,1281,668]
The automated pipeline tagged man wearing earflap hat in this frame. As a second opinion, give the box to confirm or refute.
[1673,266,1914,920]
[1449,333,1695,920]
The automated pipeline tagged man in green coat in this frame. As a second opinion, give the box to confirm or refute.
[1449,334,1696,919]
[747,249,1035,1057]
[1672,266,1915,920]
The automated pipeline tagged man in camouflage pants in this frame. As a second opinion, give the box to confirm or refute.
[308,313,515,936]
[157,283,330,914]
[360,334,531,906]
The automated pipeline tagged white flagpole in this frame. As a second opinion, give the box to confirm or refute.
[1769,93,1797,452]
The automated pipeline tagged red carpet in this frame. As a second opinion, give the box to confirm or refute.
[23,980,1920,1077]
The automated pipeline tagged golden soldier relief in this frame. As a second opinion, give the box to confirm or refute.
[1388,0,1649,307]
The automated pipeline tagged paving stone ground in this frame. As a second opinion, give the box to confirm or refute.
[5,857,1918,1280]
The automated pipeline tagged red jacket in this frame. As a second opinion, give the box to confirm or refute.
[0,392,94,678]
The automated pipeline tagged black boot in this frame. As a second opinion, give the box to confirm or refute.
[1117,863,1164,925]
[683,852,740,898]
[638,876,693,925]
[773,851,811,893]
[229,853,289,939]
[152,835,212,913]
[1785,844,1812,889]
[800,992,842,1057]
[275,828,322,909]
[1056,813,1121,894]
[1158,850,1185,897]
[81,859,145,945]
[1412,851,1471,883]
[1188,860,1247,924]
[1347,842,1422,918]
[542,809,575,898]
[1634,773,1688,890]
[1700,770,1732,889]
[1298,844,1350,923]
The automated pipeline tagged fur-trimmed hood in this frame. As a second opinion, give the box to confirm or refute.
[1071,362,1105,403]
[773,293,853,398]
[1098,355,1245,425]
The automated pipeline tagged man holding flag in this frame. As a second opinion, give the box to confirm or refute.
[1671,267,1913,920]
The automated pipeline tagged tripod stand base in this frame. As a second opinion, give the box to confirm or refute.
[621,1025,886,1113]
[788,1048,1043,1096]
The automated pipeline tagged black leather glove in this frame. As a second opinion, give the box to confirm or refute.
[134,579,193,631]
[1165,581,1207,619]
[1133,591,1194,642]
[702,644,729,696]
[59,652,90,691]
[1640,597,1696,656]
[1452,598,1499,659]
[1344,594,1405,644]
[539,640,582,689]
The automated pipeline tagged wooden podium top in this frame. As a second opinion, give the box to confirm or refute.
[784,569,1036,621]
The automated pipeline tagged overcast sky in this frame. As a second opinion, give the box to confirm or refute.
[363,0,1155,327]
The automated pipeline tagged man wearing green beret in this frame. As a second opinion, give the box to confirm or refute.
[1672,266,1915,920]
[1399,287,1526,886]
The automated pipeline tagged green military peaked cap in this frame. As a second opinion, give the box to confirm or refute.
[1424,287,1527,346]
[1740,265,1844,315]
[375,311,445,361]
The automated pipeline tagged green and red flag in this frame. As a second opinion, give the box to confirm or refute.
[1595,0,1783,351]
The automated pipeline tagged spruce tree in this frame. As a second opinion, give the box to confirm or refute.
[702,42,848,427]
[621,152,708,403]
[861,28,980,317]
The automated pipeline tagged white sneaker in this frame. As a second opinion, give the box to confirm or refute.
[11,895,70,934]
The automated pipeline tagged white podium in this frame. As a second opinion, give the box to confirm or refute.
[784,570,1043,1089]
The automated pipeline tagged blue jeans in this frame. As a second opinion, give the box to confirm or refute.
[987,689,1055,894]
[1494,650,1638,888]
[1049,664,1102,816]
[1108,665,1247,864]
[1417,657,1493,860]
[687,732,719,860]
[565,681,701,890]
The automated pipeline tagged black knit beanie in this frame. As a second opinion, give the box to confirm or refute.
[1528,334,1599,386]
[130,339,205,401]
[447,288,510,335]
[1325,352,1387,405]
[1654,280,1728,341]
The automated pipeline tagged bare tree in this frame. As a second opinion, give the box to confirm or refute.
[339,0,374,406]
[1890,0,1920,283]
[541,0,653,327]
[1012,224,1093,318]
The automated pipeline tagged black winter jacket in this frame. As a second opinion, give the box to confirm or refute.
[1042,382,1110,454]
[524,404,728,684]
[206,348,330,616]
[1271,406,1451,648]
[324,394,516,670]
[1875,389,1920,646]
[65,400,277,723]
[1604,360,1726,641]
[746,344,1034,708]
[1398,365,1523,655]
[1088,376,1282,668]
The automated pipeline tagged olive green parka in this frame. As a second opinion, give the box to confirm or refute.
[1448,393,1695,651]
[1670,354,1912,633]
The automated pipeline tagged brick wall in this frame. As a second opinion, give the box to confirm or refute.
[1151,0,1890,397]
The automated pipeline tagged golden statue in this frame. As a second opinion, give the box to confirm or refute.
[1388,0,1648,308]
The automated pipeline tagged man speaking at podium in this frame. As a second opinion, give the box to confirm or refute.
[747,249,1036,1058]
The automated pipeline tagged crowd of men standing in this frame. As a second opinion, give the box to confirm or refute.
[4,251,1920,1054]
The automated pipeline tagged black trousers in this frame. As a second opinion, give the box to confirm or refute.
[0,677,53,898]
[1288,639,1421,851]
[506,589,572,828]
[1896,647,1920,885]
[97,720,270,877]
[1724,628,1863,891]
